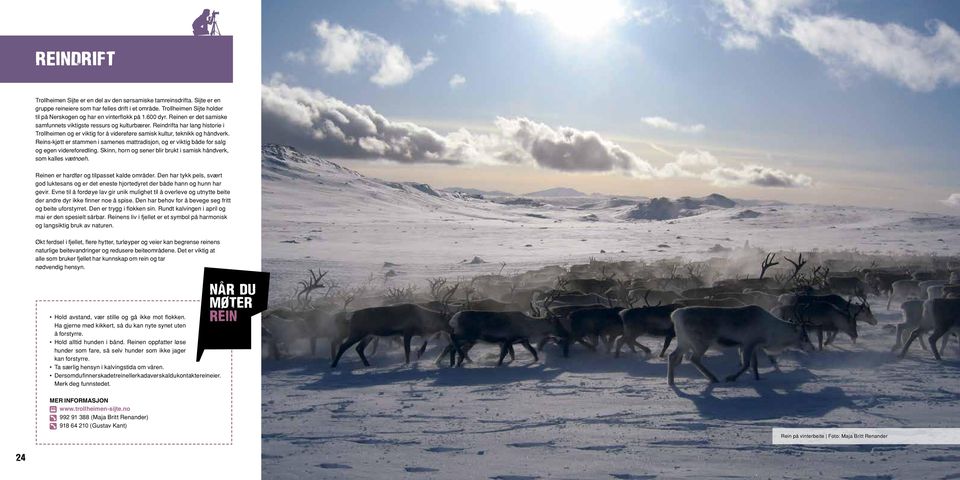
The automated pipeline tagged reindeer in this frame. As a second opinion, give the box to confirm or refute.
[561,306,625,356]
[773,301,858,350]
[448,299,563,367]
[714,277,779,292]
[667,305,813,385]
[631,289,682,305]
[680,286,731,299]
[927,284,946,300]
[781,293,876,325]
[891,300,926,352]
[465,297,519,312]
[564,265,619,295]
[780,292,873,346]
[918,280,947,299]
[500,287,545,309]
[713,291,781,310]
[678,297,746,308]
[436,295,580,366]
[887,279,922,309]
[912,271,944,282]
[426,282,527,363]
[865,271,910,297]
[827,276,869,297]
[544,291,613,308]
[260,268,340,358]
[262,326,279,360]
[506,301,610,360]
[898,298,960,360]
[614,303,683,358]
[261,269,352,361]
[330,285,459,367]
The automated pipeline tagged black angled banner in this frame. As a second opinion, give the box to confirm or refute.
[196,267,270,361]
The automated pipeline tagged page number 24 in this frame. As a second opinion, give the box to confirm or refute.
[15,453,26,461]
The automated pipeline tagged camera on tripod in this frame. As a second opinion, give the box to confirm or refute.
[208,10,221,35]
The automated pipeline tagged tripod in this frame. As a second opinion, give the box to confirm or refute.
[209,15,221,36]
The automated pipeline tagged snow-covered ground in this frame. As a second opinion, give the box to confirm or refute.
[262,310,960,479]
[261,145,960,479]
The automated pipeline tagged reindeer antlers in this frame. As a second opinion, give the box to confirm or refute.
[759,253,779,279]
[641,289,662,307]
[530,289,560,318]
[427,277,449,301]
[296,268,328,307]
[778,253,808,286]
[684,262,706,283]
[599,265,617,281]
[338,286,363,312]
[385,285,417,304]
[613,277,635,308]
[785,253,807,274]
[438,282,460,317]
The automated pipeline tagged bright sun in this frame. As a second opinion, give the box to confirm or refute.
[535,0,627,40]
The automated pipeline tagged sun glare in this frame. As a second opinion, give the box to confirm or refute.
[536,0,626,40]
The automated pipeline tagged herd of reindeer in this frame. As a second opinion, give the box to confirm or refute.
[262,252,960,385]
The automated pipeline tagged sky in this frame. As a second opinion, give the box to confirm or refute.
[261,0,960,213]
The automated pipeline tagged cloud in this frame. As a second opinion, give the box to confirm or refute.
[440,0,504,15]
[654,150,717,178]
[449,73,467,89]
[713,0,810,37]
[646,142,675,157]
[656,149,811,188]
[943,193,960,207]
[704,164,813,187]
[786,16,960,92]
[283,50,307,63]
[493,117,655,175]
[438,0,664,26]
[262,80,475,164]
[262,79,810,186]
[260,79,654,175]
[711,0,960,92]
[721,31,760,50]
[675,150,721,168]
[641,116,706,133]
[309,20,435,87]
[630,4,672,26]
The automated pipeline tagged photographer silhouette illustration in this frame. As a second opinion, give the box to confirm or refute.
[192,8,221,36]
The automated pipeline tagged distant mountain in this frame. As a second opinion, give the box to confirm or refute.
[523,187,587,197]
[703,193,736,208]
[390,182,441,197]
[440,186,514,197]
[622,194,736,221]
[262,143,365,182]
[261,144,460,212]
[262,144,779,225]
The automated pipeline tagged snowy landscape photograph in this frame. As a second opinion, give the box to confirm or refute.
[260,1,960,478]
